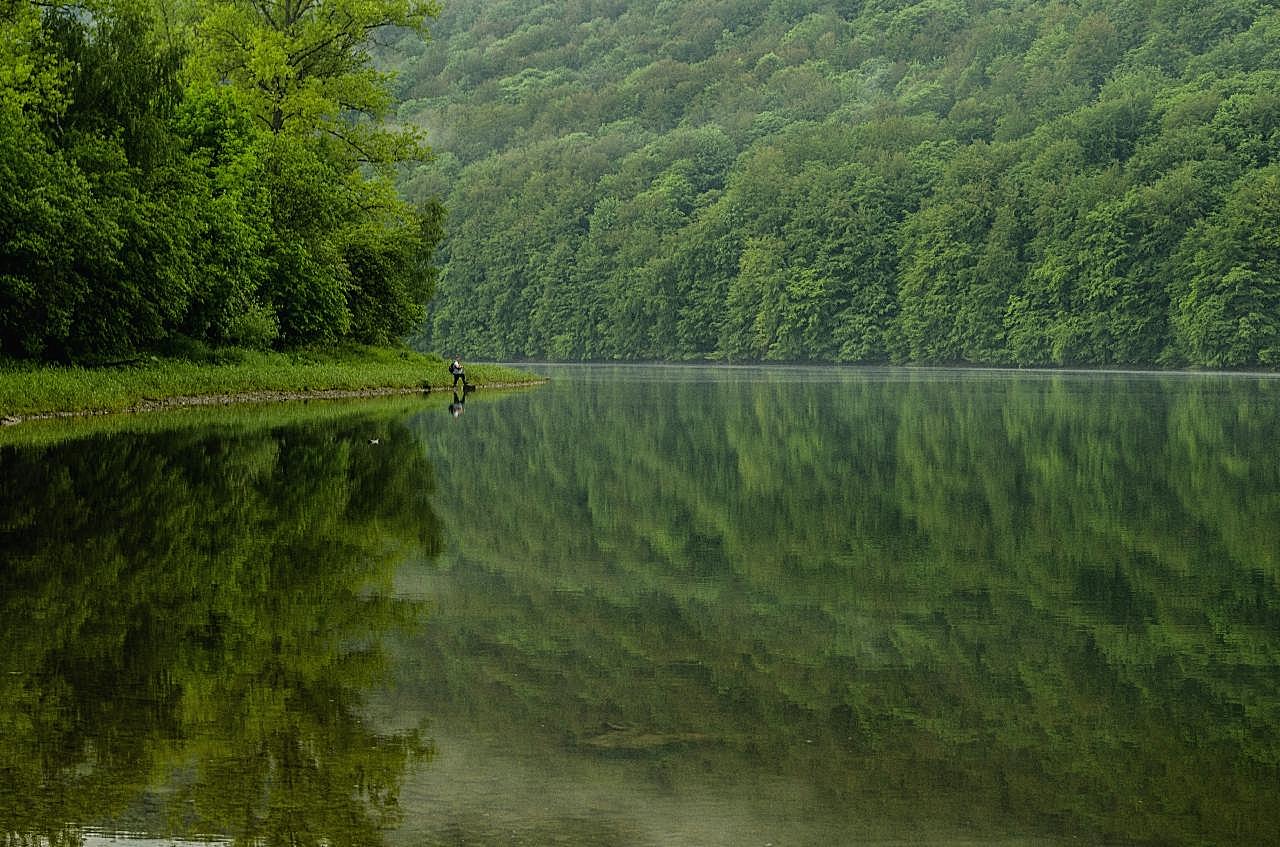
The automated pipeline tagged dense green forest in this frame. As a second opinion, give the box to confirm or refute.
[0,0,442,362]
[393,0,1280,366]
[7,1,1278,366]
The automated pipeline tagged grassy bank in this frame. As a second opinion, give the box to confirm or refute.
[0,346,541,420]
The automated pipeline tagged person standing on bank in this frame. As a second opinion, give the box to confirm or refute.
[450,357,466,389]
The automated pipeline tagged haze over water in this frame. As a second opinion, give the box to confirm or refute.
[3,365,1279,845]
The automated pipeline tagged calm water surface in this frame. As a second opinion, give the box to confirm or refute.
[2,365,1279,845]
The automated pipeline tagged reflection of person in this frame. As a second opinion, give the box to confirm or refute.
[449,357,466,389]
[449,391,465,418]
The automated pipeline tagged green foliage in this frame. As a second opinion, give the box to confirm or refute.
[0,0,67,118]
[1173,164,1280,365]
[1,1,197,361]
[402,0,1280,367]
[0,105,101,359]
[0,0,443,363]
[190,0,437,155]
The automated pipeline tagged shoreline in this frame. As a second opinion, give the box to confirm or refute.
[0,380,546,427]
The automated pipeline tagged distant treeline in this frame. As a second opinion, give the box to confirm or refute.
[0,0,441,363]
[393,0,1280,367]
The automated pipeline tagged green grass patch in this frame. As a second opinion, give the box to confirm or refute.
[0,346,541,418]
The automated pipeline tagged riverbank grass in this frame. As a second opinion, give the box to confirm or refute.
[0,346,538,418]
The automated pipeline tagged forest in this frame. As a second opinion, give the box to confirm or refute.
[5,1,1278,367]
[1,0,442,363]
[393,0,1280,367]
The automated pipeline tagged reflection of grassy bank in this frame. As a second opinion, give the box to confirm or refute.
[0,345,540,420]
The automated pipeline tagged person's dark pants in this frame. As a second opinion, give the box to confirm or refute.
[453,373,465,388]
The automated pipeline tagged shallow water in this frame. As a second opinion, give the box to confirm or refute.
[2,365,1279,845]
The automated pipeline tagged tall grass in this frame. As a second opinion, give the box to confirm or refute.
[0,346,539,418]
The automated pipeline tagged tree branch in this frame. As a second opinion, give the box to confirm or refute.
[248,0,280,30]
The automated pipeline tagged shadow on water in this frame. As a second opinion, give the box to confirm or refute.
[0,400,446,846]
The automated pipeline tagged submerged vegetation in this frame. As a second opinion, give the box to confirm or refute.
[395,0,1280,368]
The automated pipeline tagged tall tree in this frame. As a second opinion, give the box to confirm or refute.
[191,0,437,164]
[189,0,444,345]
[1173,164,1280,366]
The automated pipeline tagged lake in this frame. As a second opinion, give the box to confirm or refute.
[2,364,1278,845]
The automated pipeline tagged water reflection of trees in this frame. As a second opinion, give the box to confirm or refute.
[0,413,441,845]
[409,371,1280,844]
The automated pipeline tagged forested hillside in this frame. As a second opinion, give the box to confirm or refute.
[392,0,1280,366]
[1,0,441,363]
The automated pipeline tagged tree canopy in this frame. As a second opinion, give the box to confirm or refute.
[394,0,1280,367]
[0,0,442,362]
